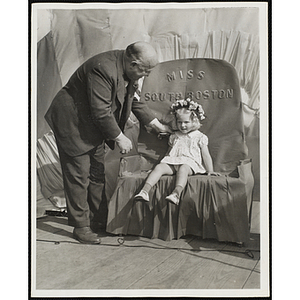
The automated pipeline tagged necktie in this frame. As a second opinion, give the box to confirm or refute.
[119,81,136,131]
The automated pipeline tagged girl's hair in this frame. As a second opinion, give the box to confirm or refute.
[175,108,199,123]
[171,98,206,122]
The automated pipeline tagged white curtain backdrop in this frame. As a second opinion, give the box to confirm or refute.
[35,7,261,214]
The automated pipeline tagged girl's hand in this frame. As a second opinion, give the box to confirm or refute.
[208,171,222,176]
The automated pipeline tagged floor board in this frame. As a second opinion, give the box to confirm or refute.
[129,249,254,289]
[242,268,260,289]
[34,201,261,291]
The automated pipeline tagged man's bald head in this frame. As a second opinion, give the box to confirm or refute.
[125,41,158,69]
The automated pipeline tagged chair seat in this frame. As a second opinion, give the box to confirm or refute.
[106,157,253,242]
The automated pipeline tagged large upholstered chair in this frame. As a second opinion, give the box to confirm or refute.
[106,58,254,243]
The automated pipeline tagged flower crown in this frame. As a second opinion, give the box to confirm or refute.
[170,98,206,120]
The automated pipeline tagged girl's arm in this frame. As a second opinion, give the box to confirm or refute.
[201,144,221,176]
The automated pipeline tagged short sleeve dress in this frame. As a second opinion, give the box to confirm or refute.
[160,130,208,174]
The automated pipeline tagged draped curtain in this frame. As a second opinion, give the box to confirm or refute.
[35,7,260,213]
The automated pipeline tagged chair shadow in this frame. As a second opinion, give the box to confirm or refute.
[185,232,260,261]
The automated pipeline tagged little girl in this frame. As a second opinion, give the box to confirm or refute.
[134,98,220,205]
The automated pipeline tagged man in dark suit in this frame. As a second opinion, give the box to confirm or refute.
[45,41,170,244]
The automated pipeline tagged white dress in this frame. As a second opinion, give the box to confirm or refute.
[160,130,208,174]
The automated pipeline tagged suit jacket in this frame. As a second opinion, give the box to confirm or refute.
[45,50,155,157]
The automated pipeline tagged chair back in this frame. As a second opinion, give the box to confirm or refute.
[138,58,247,172]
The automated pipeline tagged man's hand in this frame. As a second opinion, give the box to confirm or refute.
[114,133,132,154]
[148,118,173,133]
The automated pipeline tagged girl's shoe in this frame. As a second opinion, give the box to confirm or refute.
[165,193,180,205]
[134,190,150,202]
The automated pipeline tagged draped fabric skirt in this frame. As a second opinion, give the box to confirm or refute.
[106,160,253,242]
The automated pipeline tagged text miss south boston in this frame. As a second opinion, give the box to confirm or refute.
[144,89,234,102]
[143,69,235,102]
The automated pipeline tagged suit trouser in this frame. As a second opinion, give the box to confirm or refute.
[57,142,107,228]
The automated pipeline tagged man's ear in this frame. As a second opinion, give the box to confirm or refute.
[130,60,138,67]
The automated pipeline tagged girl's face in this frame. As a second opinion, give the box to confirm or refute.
[176,113,195,134]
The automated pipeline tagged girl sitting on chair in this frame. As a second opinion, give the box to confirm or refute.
[134,98,221,205]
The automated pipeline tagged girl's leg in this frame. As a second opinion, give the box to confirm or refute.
[166,164,193,205]
[135,163,174,201]
[143,163,174,192]
[173,164,193,196]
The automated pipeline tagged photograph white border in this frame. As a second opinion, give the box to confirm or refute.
[30,1,269,298]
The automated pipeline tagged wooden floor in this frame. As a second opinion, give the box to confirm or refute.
[34,201,260,291]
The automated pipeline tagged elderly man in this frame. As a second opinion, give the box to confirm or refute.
[45,41,170,244]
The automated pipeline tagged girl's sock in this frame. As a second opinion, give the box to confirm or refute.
[142,182,152,194]
[173,185,184,196]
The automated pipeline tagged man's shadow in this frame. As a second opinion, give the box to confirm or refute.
[37,216,73,239]
[36,215,116,242]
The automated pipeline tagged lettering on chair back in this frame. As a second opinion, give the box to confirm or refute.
[139,58,247,173]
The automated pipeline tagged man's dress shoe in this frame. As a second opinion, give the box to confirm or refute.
[73,227,101,244]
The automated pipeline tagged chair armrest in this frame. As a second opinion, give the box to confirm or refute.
[119,155,154,177]
[237,159,255,224]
